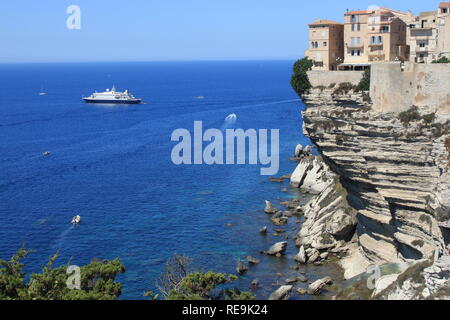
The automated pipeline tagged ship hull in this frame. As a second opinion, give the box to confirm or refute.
[83,98,142,104]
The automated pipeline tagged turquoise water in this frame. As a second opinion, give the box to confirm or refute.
[0,61,332,299]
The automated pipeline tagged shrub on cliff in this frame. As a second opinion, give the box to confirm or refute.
[398,106,421,126]
[0,248,125,300]
[432,56,450,64]
[290,58,313,97]
[155,254,255,300]
[357,68,371,91]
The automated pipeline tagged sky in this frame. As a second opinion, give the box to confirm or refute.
[0,0,440,63]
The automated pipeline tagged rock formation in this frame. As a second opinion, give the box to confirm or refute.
[292,87,450,279]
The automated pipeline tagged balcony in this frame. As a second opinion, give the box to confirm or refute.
[346,42,364,49]
[415,46,430,52]
[369,42,383,48]
[369,53,386,61]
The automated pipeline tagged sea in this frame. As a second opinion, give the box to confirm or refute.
[0,61,341,299]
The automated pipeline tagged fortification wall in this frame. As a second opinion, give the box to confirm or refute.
[307,70,364,87]
[370,62,450,115]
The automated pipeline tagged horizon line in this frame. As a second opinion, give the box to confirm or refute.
[0,58,300,65]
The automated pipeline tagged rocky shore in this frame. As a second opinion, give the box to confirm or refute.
[283,86,450,299]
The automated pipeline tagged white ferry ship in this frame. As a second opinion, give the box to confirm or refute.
[83,86,142,104]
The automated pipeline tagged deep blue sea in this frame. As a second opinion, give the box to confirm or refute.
[0,61,338,299]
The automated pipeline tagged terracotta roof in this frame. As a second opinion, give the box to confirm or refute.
[345,10,371,15]
[439,2,450,8]
[309,19,343,26]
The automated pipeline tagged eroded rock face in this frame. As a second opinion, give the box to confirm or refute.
[296,88,449,274]
[295,156,357,252]
[374,256,450,300]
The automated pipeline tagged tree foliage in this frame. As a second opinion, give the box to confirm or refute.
[156,254,255,300]
[357,68,371,91]
[432,56,450,64]
[0,248,125,300]
[290,57,313,97]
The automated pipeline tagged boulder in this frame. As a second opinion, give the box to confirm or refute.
[259,226,268,235]
[251,279,259,288]
[268,285,293,300]
[264,201,279,214]
[296,288,307,295]
[294,246,307,264]
[285,277,298,284]
[247,256,260,265]
[307,249,320,263]
[295,144,303,157]
[304,145,313,155]
[320,252,329,260]
[290,159,313,188]
[297,275,308,283]
[307,277,333,295]
[267,242,288,256]
[236,260,248,275]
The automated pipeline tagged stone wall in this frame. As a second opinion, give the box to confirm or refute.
[370,62,450,115]
[307,70,364,87]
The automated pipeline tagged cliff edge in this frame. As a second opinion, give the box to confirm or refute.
[292,86,450,279]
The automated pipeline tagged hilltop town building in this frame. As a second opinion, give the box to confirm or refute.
[408,3,450,63]
[305,20,344,71]
[307,4,450,70]
[339,9,408,70]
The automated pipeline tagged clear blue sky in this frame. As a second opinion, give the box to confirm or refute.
[0,0,438,63]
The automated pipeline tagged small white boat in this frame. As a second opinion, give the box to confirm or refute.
[71,215,81,224]
[42,151,51,156]
[39,86,46,96]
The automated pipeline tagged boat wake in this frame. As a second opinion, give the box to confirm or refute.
[51,224,76,250]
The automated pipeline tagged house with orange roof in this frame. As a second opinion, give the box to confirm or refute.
[339,8,408,70]
[305,19,344,71]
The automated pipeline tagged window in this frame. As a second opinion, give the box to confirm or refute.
[381,26,389,33]
[357,23,361,31]
[351,50,355,56]
[352,24,355,31]
[323,41,327,47]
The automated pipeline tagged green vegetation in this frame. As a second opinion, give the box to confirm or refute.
[0,248,125,300]
[154,254,255,300]
[432,56,450,64]
[357,68,371,91]
[290,58,313,97]
[422,112,436,124]
[398,106,421,125]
